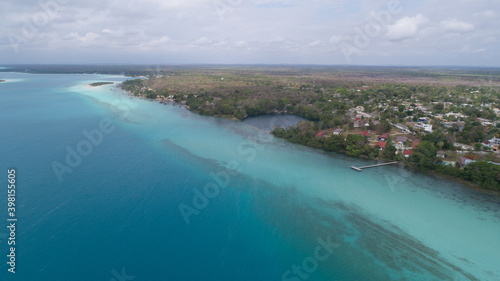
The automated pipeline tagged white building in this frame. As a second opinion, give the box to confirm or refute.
[489,137,500,145]
[445,112,468,118]
[414,123,433,133]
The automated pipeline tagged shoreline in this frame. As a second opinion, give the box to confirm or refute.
[115,82,500,194]
[322,149,492,194]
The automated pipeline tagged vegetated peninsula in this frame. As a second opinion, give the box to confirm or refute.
[0,79,5,82]
[89,82,114,87]
[118,66,500,191]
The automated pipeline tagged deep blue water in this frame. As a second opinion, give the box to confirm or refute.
[1,73,499,281]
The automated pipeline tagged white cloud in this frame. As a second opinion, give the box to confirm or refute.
[1,0,500,66]
[329,36,343,44]
[234,41,247,47]
[144,36,171,48]
[441,19,474,33]
[66,32,100,43]
[458,46,485,54]
[308,40,320,47]
[385,14,428,41]
[473,10,496,18]
[482,36,496,44]
[269,36,286,43]
[213,41,227,46]
[138,0,212,10]
[194,36,213,45]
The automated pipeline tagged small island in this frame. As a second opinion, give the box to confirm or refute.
[89,82,114,87]
[0,80,5,83]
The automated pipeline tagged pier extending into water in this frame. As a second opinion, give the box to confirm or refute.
[351,161,400,171]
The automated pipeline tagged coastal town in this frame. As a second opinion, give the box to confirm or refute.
[316,101,499,164]
[117,67,500,190]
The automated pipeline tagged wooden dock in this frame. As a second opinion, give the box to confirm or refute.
[351,161,400,172]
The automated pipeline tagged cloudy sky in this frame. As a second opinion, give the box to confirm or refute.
[1,0,499,66]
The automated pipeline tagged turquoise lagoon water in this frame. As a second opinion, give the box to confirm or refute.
[0,72,499,281]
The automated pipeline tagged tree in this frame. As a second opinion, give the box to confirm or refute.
[382,141,397,160]
[462,162,500,191]
[406,141,438,171]
[345,134,366,157]
[474,143,483,151]
[417,141,438,158]
[346,144,362,157]
[323,135,346,152]
[346,134,366,146]
[375,121,391,134]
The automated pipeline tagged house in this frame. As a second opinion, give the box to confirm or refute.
[403,150,414,157]
[453,142,474,150]
[489,137,500,145]
[379,134,389,141]
[353,120,361,128]
[412,143,419,149]
[333,128,343,135]
[357,131,370,137]
[445,112,468,118]
[494,108,500,116]
[436,151,446,158]
[395,136,408,150]
[396,136,407,143]
[375,141,387,150]
[414,123,433,133]
[424,124,433,133]
[316,131,325,137]
[459,157,475,167]
[443,121,454,128]
[355,106,365,112]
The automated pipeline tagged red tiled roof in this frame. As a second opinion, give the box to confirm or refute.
[403,150,414,155]
[357,131,369,136]
[380,134,389,138]
[375,141,387,149]
[412,143,419,149]
[316,131,325,137]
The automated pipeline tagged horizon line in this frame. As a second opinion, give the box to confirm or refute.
[2,63,500,69]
